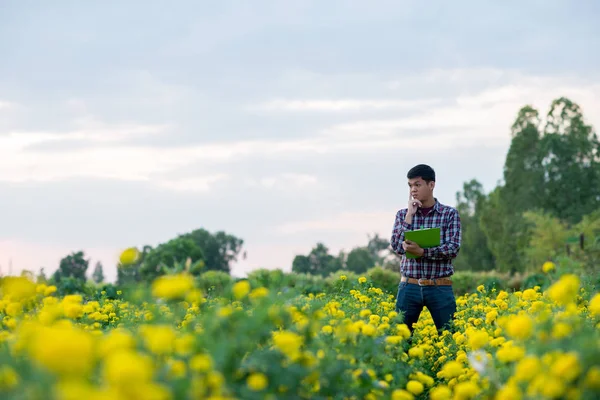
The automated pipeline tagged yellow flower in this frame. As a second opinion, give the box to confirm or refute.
[249,287,269,299]
[98,328,136,357]
[496,343,525,363]
[406,380,424,395]
[103,350,154,387]
[547,274,580,306]
[151,273,195,301]
[247,372,268,391]
[139,324,176,356]
[190,354,213,373]
[361,323,376,336]
[321,325,333,334]
[272,330,304,361]
[119,247,140,265]
[468,330,489,350]
[513,355,540,382]
[550,352,581,383]
[552,322,572,339]
[391,389,414,400]
[584,366,600,390]
[408,346,424,358]
[505,314,533,340]
[339,275,347,281]
[0,276,37,302]
[439,361,463,379]
[358,277,367,284]
[542,261,555,273]
[453,381,479,399]
[495,383,521,400]
[396,324,411,339]
[29,322,95,377]
[522,288,538,301]
[385,335,403,344]
[429,385,452,400]
[0,366,19,390]
[588,293,600,316]
[44,285,57,296]
[167,359,186,379]
[232,280,251,299]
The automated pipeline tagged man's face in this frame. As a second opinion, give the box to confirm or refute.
[408,177,434,201]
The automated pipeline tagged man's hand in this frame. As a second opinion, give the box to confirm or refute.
[407,192,422,216]
[402,240,424,257]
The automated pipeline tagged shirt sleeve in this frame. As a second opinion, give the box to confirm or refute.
[422,209,461,260]
[390,209,412,255]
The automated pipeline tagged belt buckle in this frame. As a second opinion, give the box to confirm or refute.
[417,278,426,286]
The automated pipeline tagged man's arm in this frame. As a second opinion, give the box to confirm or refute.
[390,209,411,255]
[422,209,461,260]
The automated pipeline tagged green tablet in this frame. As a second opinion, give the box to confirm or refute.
[404,227,441,259]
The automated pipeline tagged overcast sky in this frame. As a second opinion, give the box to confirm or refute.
[1,1,599,282]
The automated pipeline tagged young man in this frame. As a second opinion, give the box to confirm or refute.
[390,164,461,335]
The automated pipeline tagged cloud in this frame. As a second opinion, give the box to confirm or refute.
[249,98,443,112]
[244,173,319,190]
[156,174,230,193]
[4,68,599,190]
[0,100,14,110]
[275,210,393,235]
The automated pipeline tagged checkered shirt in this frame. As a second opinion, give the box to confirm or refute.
[390,198,462,279]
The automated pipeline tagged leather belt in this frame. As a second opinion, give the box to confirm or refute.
[401,276,452,286]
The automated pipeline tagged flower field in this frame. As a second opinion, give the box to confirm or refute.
[1,262,599,400]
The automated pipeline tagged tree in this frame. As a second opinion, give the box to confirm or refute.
[291,255,311,275]
[180,229,245,274]
[345,247,375,274]
[522,210,570,269]
[539,98,600,224]
[53,251,89,282]
[291,243,343,277]
[478,104,545,273]
[140,237,205,281]
[454,179,495,271]
[36,268,48,283]
[92,261,105,284]
[366,233,390,266]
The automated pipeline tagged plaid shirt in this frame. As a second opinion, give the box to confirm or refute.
[390,198,461,279]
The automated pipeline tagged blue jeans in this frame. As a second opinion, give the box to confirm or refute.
[395,281,457,335]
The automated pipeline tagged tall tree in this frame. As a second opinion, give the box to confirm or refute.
[539,97,600,224]
[345,247,375,274]
[366,233,390,266]
[479,105,544,273]
[454,179,495,271]
[180,229,245,274]
[53,251,89,282]
[291,243,342,277]
[140,237,205,281]
[92,261,105,284]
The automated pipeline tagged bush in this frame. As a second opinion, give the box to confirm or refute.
[197,270,232,297]
[247,268,286,290]
[366,266,400,295]
[283,272,327,295]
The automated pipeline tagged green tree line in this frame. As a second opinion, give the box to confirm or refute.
[456,97,600,275]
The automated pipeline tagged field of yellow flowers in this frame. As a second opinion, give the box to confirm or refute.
[1,261,599,400]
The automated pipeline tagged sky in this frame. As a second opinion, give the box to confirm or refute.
[1,0,600,282]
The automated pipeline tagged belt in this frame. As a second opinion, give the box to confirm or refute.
[401,276,452,286]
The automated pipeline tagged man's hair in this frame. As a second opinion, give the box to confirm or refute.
[407,164,435,182]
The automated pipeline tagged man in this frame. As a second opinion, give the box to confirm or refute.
[390,164,461,335]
